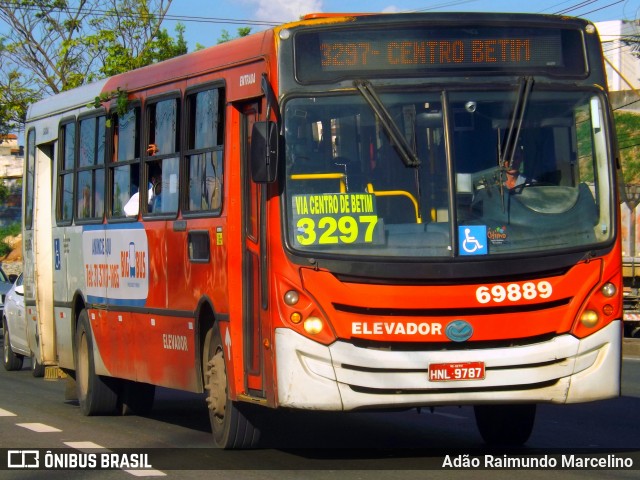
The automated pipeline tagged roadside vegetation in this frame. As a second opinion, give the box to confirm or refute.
[0,221,20,258]
[616,110,640,184]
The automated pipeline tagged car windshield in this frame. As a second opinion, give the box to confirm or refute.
[0,268,7,282]
[283,87,613,259]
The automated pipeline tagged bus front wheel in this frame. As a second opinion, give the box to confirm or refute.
[75,310,118,415]
[474,404,536,446]
[204,324,261,449]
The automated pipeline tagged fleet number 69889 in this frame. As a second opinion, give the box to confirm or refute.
[476,281,553,304]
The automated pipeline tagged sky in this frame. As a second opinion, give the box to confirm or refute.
[164,0,640,51]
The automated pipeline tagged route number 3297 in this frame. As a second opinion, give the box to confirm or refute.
[475,281,553,304]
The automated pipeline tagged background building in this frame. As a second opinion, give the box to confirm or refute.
[0,134,23,226]
[596,20,640,111]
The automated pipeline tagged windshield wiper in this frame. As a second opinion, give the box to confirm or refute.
[498,76,534,210]
[354,80,420,168]
[500,76,534,168]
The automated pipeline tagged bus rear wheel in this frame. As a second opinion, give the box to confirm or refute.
[474,404,536,446]
[204,324,261,449]
[75,310,118,415]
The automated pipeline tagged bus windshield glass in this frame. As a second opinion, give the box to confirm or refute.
[283,87,613,258]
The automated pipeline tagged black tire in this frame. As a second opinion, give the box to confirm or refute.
[119,380,155,416]
[31,352,45,377]
[75,309,118,415]
[3,317,24,371]
[204,324,261,449]
[474,404,536,446]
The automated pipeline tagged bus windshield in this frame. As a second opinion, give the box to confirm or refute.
[284,86,613,258]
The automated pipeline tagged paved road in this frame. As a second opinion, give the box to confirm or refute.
[0,340,638,479]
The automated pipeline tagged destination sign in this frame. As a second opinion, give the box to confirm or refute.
[295,26,586,82]
[291,193,382,247]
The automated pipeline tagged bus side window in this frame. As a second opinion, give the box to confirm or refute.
[145,98,180,215]
[77,115,106,220]
[185,87,224,214]
[57,120,76,225]
[110,107,140,217]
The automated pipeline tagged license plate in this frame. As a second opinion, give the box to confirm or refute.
[428,362,485,382]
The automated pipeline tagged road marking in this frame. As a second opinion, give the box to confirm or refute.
[64,441,105,450]
[0,408,17,416]
[16,423,62,433]
[125,469,167,477]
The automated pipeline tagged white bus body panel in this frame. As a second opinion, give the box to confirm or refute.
[24,79,109,369]
[275,320,621,410]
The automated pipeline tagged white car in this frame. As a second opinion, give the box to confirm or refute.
[0,266,17,322]
[2,273,44,377]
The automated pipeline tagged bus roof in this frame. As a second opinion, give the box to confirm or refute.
[26,79,108,123]
[26,29,273,126]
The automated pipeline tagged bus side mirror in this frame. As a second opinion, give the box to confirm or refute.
[250,121,279,183]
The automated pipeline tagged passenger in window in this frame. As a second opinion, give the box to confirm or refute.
[123,190,140,216]
[148,163,163,212]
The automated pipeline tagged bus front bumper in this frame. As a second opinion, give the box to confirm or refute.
[275,320,621,411]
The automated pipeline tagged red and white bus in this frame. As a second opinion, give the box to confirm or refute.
[23,12,622,448]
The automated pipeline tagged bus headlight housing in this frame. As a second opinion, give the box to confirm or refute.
[276,276,336,344]
[572,273,621,338]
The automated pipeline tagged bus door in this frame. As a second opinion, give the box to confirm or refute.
[241,102,269,398]
[33,142,56,366]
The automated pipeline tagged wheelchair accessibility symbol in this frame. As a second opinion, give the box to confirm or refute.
[459,226,487,256]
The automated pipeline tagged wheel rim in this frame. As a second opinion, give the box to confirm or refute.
[206,346,227,423]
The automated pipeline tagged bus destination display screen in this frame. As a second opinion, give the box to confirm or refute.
[294,26,585,82]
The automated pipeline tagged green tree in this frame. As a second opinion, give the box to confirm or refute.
[217,27,252,44]
[0,181,9,203]
[0,0,186,134]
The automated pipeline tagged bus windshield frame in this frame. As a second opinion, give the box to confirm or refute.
[282,84,615,261]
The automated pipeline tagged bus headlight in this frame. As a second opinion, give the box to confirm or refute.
[580,310,599,328]
[284,290,300,306]
[601,282,616,298]
[303,317,324,335]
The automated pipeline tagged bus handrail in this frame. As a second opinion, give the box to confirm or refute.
[290,173,347,193]
[365,183,422,224]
